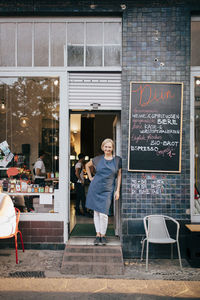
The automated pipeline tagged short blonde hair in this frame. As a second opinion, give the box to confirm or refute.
[101,138,115,151]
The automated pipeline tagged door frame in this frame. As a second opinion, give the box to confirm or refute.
[191,68,200,222]
[69,110,121,236]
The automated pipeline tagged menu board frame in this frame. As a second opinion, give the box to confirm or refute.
[128,81,183,173]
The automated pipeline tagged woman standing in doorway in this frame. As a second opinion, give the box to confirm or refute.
[85,138,122,246]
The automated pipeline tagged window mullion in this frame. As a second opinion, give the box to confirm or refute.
[15,22,18,67]
[65,22,68,67]
[32,22,34,67]
[84,22,86,67]
[102,22,105,67]
[49,22,51,67]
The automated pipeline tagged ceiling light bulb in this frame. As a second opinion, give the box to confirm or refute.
[20,116,29,128]
[196,79,200,85]
[54,80,59,86]
[0,101,6,114]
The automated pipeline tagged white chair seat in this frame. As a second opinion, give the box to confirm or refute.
[148,238,176,244]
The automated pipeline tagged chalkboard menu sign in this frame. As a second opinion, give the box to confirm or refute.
[128,82,183,172]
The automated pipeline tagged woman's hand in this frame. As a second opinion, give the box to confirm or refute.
[114,190,120,200]
[86,160,94,182]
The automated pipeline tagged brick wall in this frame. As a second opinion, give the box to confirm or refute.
[121,2,192,258]
[0,221,64,250]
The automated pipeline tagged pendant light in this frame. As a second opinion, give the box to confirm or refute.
[0,84,6,114]
[20,79,29,128]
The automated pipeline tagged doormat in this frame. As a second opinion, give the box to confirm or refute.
[9,271,45,278]
[70,223,115,237]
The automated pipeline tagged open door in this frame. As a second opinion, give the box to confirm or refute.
[69,112,121,238]
[113,115,121,236]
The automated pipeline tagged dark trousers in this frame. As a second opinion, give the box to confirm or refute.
[75,182,86,212]
[34,178,45,187]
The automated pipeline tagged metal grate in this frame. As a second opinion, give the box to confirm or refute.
[9,271,45,278]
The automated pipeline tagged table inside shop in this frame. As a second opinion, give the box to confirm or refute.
[185,224,200,267]
[8,193,54,212]
[45,178,59,189]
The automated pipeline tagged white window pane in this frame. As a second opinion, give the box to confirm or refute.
[86,23,103,44]
[104,23,121,44]
[191,22,200,66]
[67,46,84,66]
[0,23,15,66]
[34,23,49,66]
[104,46,120,66]
[51,23,66,67]
[67,23,84,45]
[86,46,102,66]
[195,77,200,214]
[17,23,32,66]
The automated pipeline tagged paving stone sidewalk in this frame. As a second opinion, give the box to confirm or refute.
[0,248,200,281]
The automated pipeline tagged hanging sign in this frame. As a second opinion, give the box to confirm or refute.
[0,141,14,168]
[128,82,183,173]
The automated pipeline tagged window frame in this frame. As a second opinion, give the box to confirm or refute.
[191,16,200,222]
[0,17,122,70]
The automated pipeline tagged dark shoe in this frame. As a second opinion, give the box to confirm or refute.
[94,236,101,246]
[75,210,85,216]
[85,212,93,218]
[101,236,107,246]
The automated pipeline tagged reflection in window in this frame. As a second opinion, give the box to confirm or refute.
[0,77,59,212]
[194,77,200,215]
[86,46,102,66]
[104,46,121,66]
[0,19,121,68]
[68,46,84,66]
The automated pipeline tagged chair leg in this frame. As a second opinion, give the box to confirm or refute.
[171,244,173,260]
[141,239,146,261]
[146,241,149,272]
[176,241,182,270]
[18,230,25,252]
[14,234,18,264]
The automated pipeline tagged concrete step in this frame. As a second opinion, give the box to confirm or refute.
[61,245,124,276]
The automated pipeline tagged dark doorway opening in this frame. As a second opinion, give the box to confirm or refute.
[69,111,120,237]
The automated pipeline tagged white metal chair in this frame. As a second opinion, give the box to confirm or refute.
[141,215,182,271]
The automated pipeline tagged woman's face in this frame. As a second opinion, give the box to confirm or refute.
[103,142,113,155]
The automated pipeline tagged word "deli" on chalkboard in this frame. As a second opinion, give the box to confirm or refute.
[128,82,183,173]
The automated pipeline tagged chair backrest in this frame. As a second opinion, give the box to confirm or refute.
[144,215,170,240]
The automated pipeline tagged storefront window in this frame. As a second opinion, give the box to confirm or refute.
[0,23,15,66]
[194,77,200,215]
[0,77,59,213]
[0,18,121,68]
[191,21,200,66]
[17,23,32,67]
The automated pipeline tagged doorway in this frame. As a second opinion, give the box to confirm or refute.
[69,111,121,238]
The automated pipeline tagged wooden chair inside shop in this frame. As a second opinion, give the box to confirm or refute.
[0,208,25,264]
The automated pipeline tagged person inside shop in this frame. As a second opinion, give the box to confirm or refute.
[34,150,46,187]
[0,192,16,237]
[74,153,88,216]
[85,138,122,246]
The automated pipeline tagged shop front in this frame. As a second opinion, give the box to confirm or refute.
[0,17,122,248]
[0,1,200,258]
